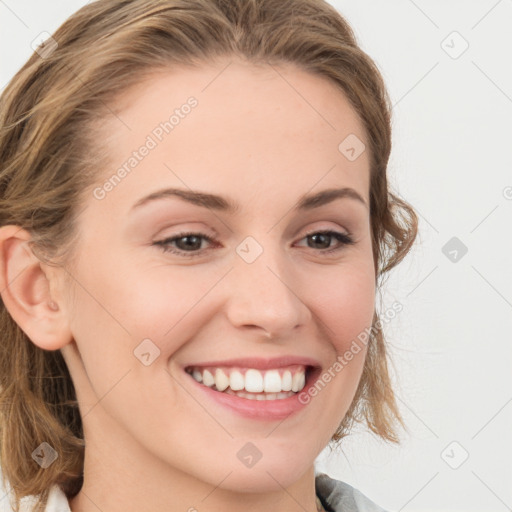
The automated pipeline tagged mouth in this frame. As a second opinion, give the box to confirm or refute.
[181,355,322,420]
[184,364,313,401]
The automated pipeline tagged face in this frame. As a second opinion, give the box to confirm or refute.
[58,58,375,493]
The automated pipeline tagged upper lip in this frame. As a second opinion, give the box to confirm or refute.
[183,355,321,370]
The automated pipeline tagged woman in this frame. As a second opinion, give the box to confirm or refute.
[0,1,417,511]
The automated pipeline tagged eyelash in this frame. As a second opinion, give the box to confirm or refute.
[153,229,355,259]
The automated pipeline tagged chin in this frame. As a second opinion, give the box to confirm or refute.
[211,456,312,493]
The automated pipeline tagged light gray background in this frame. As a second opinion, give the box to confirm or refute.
[1,1,511,511]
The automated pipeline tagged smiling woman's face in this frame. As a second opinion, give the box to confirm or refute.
[58,57,375,499]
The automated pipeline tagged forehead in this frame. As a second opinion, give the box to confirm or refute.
[88,58,370,216]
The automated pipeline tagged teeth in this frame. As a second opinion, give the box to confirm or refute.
[223,388,296,400]
[263,370,282,393]
[291,372,305,392]
[245,369,264,392]
[203,369,215,387]
[187,365,308,396]
[282,370,292,391]
[229,370,244,391]
[214,368,229,391]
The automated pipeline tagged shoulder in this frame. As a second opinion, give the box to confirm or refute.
[315,472,391,512]
[0,473,70,512]
[41,485,71,512]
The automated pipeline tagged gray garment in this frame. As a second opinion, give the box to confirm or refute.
[315,472,389,512]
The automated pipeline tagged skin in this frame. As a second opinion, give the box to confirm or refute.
[0,57,375,512]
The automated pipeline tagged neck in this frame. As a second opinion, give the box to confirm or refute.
[68,410,321,512]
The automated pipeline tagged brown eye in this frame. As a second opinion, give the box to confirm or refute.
[153,232,217,258]
[298,230,354,253]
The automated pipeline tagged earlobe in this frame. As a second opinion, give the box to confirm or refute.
[0,225,73,351]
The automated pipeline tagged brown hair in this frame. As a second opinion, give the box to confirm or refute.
[0,0,418,510]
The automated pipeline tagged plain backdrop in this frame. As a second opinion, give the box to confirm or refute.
[1,1,511,511]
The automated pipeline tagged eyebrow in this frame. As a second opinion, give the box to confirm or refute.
[130,186,368,213]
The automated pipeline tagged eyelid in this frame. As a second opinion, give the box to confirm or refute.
[152,226,355,258]
[301,225,353,239]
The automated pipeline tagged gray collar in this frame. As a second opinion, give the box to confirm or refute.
[315,472,390,512]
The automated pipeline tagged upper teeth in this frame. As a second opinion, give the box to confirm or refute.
[187,366,307,393]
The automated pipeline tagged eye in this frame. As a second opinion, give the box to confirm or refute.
[296,229,355,254]
[153,228,354,259]
[153,231,218,258]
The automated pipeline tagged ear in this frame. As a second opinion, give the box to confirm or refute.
[0,225,73,351]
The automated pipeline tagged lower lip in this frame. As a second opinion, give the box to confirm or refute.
[185,368,320,421]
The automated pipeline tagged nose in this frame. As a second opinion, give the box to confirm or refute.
[224,244,311,339]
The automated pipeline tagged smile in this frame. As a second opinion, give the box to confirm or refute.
[185,365,309,401]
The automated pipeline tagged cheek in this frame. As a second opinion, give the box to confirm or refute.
[295,261,375,447]
[311,261,376,352]
[66,255,226,368]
